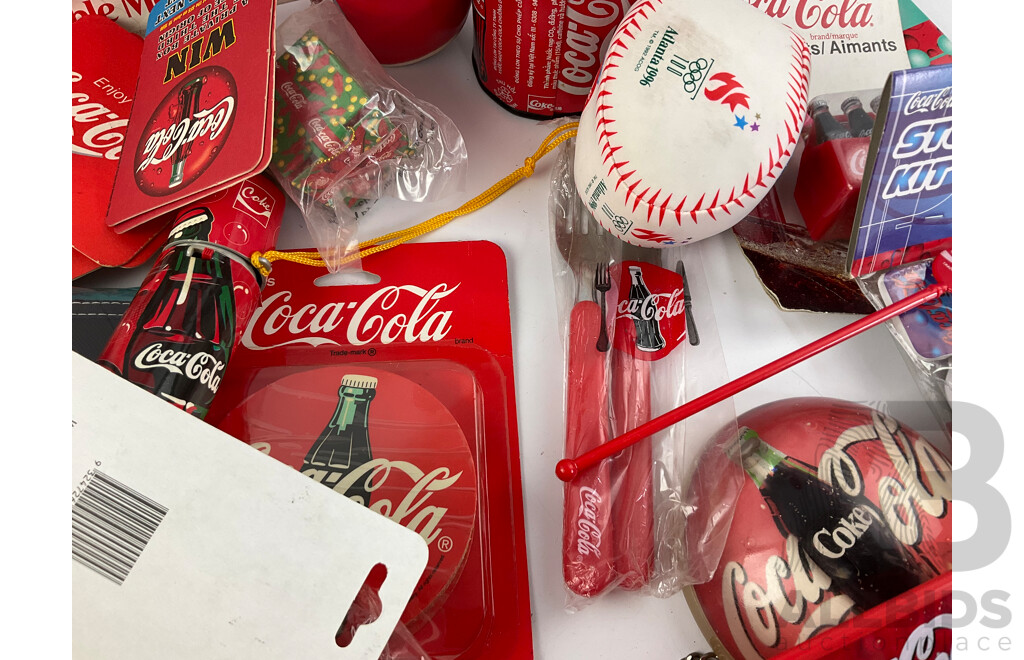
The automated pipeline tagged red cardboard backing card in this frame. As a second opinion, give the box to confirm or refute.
[106,0,276,232]
[206,241,534,660]
[72,15,172,278]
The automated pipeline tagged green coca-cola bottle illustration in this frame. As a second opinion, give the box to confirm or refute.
[302,375,378,506]
[728,427,934,611]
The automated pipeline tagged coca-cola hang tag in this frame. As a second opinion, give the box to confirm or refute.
[133,66,238,195]
[105,0,276,231]
[612,261,686,361]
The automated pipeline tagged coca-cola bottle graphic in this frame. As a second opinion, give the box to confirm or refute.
[728,427,935,611]
[99,208,234,418]
[302,375,378,506]
[841,96,874,138]
[169,76,204,188]
[810,99,852,143]
[627,266,666,352]
[99,174,285,418]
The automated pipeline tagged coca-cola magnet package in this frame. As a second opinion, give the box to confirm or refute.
[105,0,278,232]
[205,241,534,659]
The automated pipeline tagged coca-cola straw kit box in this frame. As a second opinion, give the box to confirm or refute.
[205,241,534,659]
[106,0,277,232]
[848,64,952,278]
[72,353,429,660]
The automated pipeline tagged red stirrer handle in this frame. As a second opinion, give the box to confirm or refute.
[555,279,951,482]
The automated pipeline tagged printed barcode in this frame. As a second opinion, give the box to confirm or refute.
[72,470,168,585]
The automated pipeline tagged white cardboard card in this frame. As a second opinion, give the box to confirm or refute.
[71,353,427,659]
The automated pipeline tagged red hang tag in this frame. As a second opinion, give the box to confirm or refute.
[106,0,276,232]
[611,261,687,361]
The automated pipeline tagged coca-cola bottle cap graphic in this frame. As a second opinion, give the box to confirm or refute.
[686,398,952,660]
[214,365,479,630]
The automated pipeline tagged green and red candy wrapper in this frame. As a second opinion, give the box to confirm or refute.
[272,31,411,209]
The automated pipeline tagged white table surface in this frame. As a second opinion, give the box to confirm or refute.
[73,2,954,658]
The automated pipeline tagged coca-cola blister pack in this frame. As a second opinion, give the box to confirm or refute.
[205,241,533,660]
[548,139,742,606]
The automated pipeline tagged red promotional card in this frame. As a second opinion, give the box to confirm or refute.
[105,0,276,233]
[72,15,172,279]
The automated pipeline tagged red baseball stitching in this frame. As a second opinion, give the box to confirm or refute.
[590,0,811,236]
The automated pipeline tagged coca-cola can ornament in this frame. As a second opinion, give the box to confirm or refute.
[684,398,952,660]
[472,0,639,117]
[98,173,286,419]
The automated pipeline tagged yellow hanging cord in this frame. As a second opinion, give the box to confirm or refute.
[251,121,579,278]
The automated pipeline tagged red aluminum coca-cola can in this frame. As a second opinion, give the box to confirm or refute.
[98,173,286,419]
[471,0,636,117]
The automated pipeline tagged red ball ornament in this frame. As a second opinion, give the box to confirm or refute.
[335,0,471,65]
[686,398,952,659]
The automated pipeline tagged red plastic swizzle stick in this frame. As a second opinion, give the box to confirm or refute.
[555,251,952,483]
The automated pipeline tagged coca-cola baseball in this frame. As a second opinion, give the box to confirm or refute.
[573,0,811,247]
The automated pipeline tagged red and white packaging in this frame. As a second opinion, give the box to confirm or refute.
[471,0,638,117]
[73,0,156,36]
[206,241,534,659]
[550,140,738,606]
[72,15,170,279]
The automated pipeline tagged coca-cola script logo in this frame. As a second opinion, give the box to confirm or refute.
[612,261,686,361]
[133,65,237,196]
[132,343,226,394]
[558,0,634,97]
[71,70,130,160]
[241,284,459,350]
[575,487,605,557]
[746,0,873,30]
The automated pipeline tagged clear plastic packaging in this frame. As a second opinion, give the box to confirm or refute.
[549,137,742,607]
[856,257,952,425]
[271,0,468,271]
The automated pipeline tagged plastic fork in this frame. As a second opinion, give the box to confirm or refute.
[595,264,611,352]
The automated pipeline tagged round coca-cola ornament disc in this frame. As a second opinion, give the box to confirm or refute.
[685,398,952,659]
[216,366,478,629]
[134,65,237,196]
